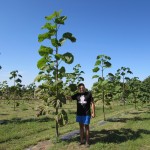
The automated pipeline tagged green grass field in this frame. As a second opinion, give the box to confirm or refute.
[0,100,149,150]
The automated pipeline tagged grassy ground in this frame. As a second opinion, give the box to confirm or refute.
[0,100,149,150]
[50,105,150,150]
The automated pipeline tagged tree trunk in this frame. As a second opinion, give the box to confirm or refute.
[55,107,59,137]
[14,99,16,111]
[102,90,105,120]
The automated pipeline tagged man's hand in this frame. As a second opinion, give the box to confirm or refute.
[91,112,95,118]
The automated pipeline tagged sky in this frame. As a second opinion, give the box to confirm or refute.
[0,0,150,90]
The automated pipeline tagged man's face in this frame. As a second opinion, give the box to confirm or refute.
[78,85,85,93]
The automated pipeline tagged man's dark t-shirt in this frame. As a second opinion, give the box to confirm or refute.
[71,92,93,116]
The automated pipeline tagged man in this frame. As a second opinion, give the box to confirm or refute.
[71,83,95,147]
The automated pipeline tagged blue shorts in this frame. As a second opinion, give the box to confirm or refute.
[76,116,91,125]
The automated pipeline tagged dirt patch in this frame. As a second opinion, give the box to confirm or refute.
[25,140,53,150]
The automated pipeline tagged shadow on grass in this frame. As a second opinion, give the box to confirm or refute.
[129,111,150,115]
[129,112,143,115]
[107,116,150,123]
[0,113,9,116]
[89,128,150,144]
[65,128,150,145]
[0,116,54,125]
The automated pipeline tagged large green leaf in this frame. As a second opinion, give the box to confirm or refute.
[53,80,63,87]
[51,38,61,47]
[80,71,84,74]
[55,54,63,60]
[59,38,66,46]
[41,23,56,30]
[95,60,101,66]
[104,61,111,67]
[38,32,51,42]
[62,52,74,64]
[117,69,120,72]
[59,109,68,125]
[108,73,114,77]
[121,67,126,71]
[38,46,53,56]
[63,32,76,42]
[92,75,99,79]
[104,55,111,60]
[49,30,56,37]
[127,70,133,74]
[59,66,66,74]
[55,16,67,24]
[97,55,103,59]
[45,11,61,20]
[18,75,22,78]
[79,77,84,81]
[98,77,104,82]
[69,84,77,92]
[34,74,46,82]
[37,57,47,69]
[125,77,130,81]
[93,67,100,72]
[101,80,109,86]
[15,78,22,83]
[121,72,125,76]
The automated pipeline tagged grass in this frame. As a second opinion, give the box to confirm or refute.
[52,105,150,150]
[0,100,149,150]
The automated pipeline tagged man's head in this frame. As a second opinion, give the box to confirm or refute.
[78,83,85,93]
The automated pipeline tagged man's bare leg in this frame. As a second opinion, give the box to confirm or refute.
[85,124,90,147]
[79,123,84,143]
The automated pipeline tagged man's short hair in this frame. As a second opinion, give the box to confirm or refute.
[78,83,85,88]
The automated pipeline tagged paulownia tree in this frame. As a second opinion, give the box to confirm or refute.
[35,10,76,137]
[115,67,133,105]
[22,83,36,101]
[139,76,150,106]
[9,70,22,110]
[92,54,112,120]
[127,77,141,109]
[0,81,9,101]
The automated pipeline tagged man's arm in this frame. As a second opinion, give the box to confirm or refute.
[91,101,95,118]
[71,93,77,100]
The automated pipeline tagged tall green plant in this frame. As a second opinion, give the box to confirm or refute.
[127,77,141,109]
[35,10,76,137]
[115,67,133,105]
[22,83,36,101]
[9,70,22,110]
[139,76,150,106]
[92,54,111,120]
[0,81,9,101]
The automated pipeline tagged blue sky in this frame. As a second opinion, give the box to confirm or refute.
[0,0,150,89]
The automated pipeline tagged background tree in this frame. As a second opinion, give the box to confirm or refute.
[127,77,141,109]
[0,81,9,102]
[9,70,23,110]
[22,83,36,101]
[115,67,133,105]
[139,76,150,106]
